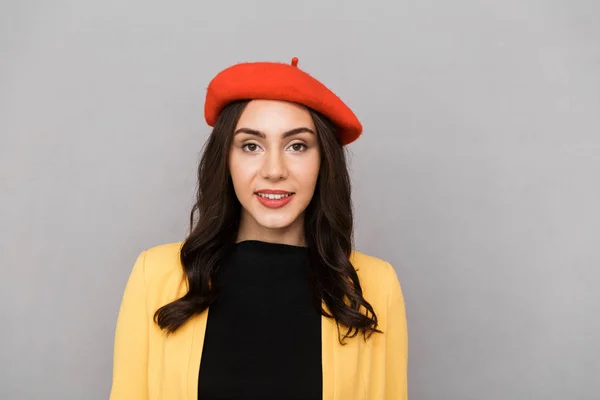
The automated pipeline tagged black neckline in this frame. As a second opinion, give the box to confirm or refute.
[234,239,309,254]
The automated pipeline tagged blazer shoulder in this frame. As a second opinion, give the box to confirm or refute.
[139,241,185,281]
[350,249,399,304]
[350,249,395,279]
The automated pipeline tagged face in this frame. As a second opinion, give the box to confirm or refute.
[229,100,321,243]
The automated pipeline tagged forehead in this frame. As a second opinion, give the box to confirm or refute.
[236,99,315,132]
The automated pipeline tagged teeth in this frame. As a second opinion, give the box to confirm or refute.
[257,193,291,200]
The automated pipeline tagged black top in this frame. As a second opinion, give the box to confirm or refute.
[198,240,323,400]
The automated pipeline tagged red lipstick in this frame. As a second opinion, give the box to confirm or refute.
[255,189,294,209]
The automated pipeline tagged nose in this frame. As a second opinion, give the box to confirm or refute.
[260,148,287,181]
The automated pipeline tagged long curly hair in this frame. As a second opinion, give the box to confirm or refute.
[154,100,380,344]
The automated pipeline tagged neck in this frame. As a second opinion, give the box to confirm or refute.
[236,213,306,247]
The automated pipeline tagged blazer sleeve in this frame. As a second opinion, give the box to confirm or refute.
[110,251,149,399]
[385,262,408,399]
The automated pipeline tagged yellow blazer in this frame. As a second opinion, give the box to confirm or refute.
[110,242,408,399]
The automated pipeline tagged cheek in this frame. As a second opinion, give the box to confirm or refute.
[228,155,251,192]
[295,154,321,191]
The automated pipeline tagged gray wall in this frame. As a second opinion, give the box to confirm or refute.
[1,1,599,399]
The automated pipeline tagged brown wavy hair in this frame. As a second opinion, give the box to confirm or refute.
[154,100,381,344]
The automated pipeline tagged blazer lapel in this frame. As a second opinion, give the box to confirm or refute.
[321,301,367,400]
[322,302,338,400]
[186,310,208,400]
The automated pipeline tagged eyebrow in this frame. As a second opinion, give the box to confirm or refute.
[233,127,315,139]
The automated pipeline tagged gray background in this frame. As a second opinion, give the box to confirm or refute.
[1,0,599,399]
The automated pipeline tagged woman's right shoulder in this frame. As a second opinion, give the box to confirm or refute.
[142,241,184,268]
[134,241,186,292]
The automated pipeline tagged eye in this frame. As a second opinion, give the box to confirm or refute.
[242,143,262,152]
[288,143,308,152]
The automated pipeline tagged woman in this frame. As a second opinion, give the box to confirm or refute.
[110,57,408,400]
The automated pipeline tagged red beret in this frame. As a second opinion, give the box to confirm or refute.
[204,57,362,145]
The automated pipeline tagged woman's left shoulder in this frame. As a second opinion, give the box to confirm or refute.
[350,249,396,278]
[350,249,402,301]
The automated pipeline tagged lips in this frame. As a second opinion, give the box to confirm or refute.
[255,189,295,208]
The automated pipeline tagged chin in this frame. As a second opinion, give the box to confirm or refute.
[250,208,302,230]
[254,215,298,230]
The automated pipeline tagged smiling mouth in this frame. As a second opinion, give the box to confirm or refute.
[255,192,294,200]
